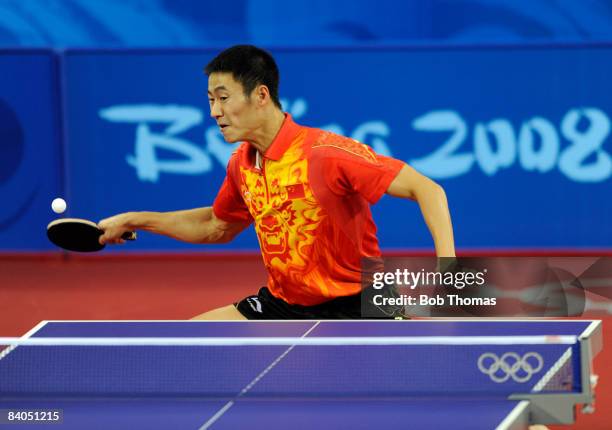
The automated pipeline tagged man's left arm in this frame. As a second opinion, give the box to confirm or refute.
[386,164,456,258]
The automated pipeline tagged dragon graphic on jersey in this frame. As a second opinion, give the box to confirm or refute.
[239,141,325,294]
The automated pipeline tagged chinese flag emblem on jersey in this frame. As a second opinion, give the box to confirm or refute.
[286,184,305,199]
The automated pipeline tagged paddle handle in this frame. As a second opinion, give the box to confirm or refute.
[120,231,137,241]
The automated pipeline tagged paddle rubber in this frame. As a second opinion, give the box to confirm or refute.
[47,218,136,252]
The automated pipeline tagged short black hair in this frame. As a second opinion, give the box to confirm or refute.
[205,45,282,109]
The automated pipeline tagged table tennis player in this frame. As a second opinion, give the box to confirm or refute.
[98,45,456,320]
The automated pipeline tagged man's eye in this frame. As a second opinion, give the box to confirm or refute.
[208,98,214,103]
[220,96,228,101]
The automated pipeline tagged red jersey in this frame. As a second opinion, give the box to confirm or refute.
[213,114,404,305]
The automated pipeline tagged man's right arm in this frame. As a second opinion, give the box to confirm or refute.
[98,207,249,246]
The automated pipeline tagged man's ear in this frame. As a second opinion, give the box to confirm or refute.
[255,84,271,105]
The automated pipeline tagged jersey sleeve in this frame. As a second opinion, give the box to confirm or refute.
[212,157,253,223]
[312,135,405,204]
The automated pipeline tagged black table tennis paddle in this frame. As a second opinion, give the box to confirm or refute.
[47,218,136,252]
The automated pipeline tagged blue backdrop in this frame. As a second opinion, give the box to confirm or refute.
[2,0,612,47]
[65,46,612,250]
[1,46,611,251]
[0,51,63,250]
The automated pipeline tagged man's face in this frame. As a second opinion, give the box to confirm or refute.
[208,72,261,143]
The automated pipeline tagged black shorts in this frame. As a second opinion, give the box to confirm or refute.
[235,286,405,320]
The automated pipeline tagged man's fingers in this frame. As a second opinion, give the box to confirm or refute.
[98,230,127,246]
[97,216,133,246]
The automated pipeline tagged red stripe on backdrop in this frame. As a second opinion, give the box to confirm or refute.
[0,255,265,335]
[2,248,612,262]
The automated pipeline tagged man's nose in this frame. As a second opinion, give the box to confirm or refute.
[210,101,222,119]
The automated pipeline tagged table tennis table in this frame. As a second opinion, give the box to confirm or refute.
[0,319,603,429]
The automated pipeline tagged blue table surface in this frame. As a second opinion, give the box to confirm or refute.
[30,320,593,338]
[0,320,598,429]
[0,397,525,430]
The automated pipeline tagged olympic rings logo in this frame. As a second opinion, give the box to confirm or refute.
[477,352,544,383]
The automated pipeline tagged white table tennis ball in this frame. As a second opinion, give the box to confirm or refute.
[51,198,67,214]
